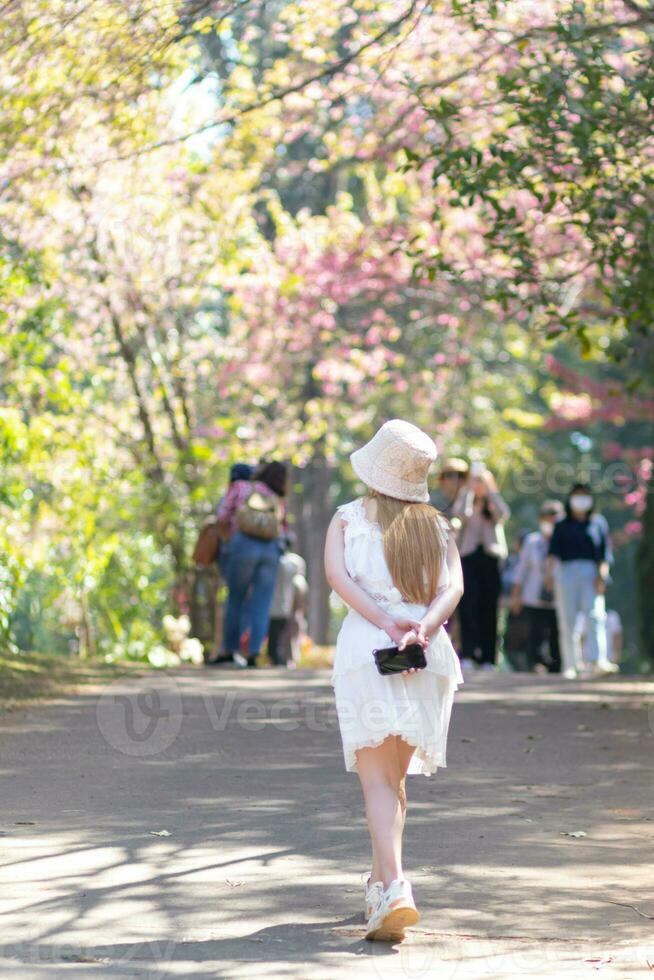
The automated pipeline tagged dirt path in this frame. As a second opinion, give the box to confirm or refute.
[1,667,652,978]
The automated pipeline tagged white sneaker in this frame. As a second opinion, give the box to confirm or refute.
[365,878,420,942]
[364,876,384,922]
[562,667,578,679]
[233,653,248,669]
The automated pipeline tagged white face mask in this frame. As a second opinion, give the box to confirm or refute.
[570,494,593,513]
[539,521,554,538]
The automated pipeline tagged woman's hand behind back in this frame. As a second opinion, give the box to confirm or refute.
[383,615,423,648]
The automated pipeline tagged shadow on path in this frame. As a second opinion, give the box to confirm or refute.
[1,668,652,977]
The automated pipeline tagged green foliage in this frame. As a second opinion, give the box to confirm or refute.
[405,1,654,369]
[1,0,650,665]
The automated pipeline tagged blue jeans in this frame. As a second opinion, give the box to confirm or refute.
[553,559,601,672]
[216,539,231,578]
[222,532,282,655]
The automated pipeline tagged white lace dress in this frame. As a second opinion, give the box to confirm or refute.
[330,497,464,777]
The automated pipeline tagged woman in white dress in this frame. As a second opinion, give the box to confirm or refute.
[324,419,464,942]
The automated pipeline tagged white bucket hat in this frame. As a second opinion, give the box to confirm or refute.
[350,419,438,503]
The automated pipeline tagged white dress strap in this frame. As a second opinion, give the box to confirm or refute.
[336,498,381,537]
[436,512,450,541]
[335,499,361,523]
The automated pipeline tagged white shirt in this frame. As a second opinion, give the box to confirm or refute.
[514,531,554,608]
[269,552,306,618]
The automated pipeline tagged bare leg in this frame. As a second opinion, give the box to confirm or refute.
[357,735,416,890]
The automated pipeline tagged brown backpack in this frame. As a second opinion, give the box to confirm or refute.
[193,516,228,567]
[235,489,282,540]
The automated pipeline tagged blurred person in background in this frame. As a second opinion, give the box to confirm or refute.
[605,608,622,665]
[501,528,532,671]
[501,529,531,600]
[429,457,469,653]
[287,563,308,669]
[576,606,621,674]
[545,483,611,679]
[452,463,510,670]
[206,462,253,665]
[215,463,253,577]
[218,460,289,668]
[510,500,565,673]
[430,457,470,521]
[267,534,307,667]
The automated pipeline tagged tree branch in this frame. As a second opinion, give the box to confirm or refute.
[104,302,164,479]
[169,312,194,441]
[142,324,188,454]
[82,231,165,478]
[62,0,427,170]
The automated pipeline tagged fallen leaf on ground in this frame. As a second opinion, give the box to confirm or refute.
[224,879,245,887]
[460,737,476,743]
[15,821,35,826]
[584,956,613,970]
[149,829,171,837]
[560,830,587,838]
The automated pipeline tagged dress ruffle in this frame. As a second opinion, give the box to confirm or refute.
[332,662,461,776]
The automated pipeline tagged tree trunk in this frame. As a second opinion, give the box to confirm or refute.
[290,455,334,645]
[636,473,654,666]
[78,588,95,659]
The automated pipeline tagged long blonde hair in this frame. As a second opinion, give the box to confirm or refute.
[368,489,447,604]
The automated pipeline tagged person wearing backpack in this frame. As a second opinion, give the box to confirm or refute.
[204,462,253,666]
[218,460,289,668]
[213,463,253,575]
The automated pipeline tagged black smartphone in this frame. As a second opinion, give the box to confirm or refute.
[372,642,427,676]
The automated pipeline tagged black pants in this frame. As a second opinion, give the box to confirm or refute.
[267,617,289,665]
[525,606,560,673]
[459,548,501,664]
